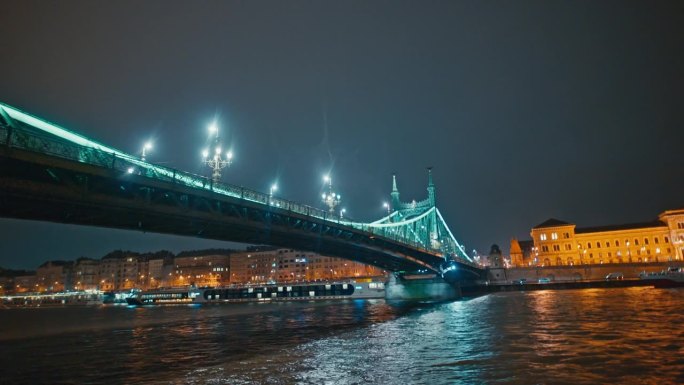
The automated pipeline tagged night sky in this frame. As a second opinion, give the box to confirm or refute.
[1,1,682,270]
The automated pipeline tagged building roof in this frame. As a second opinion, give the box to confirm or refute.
[575,220,666,234]
[509,239,522,254]
[532,218,573,229]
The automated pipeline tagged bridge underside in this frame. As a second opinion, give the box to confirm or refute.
[0,147,484,276]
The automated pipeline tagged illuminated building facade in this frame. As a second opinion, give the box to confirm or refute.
[230,248,386,284]
[98,251,142,290]
[72,258,100,291]
[36,261,71,292]
[511,209,684,266]
[172,254,230,287]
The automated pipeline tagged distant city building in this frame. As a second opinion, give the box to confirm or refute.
[511,209,684,266]
[230,248,385,284]
[172,254,230,287]
[36,261,72,292]
[1,246,387,294]
[12,275,37,293]
[147,256,174,288]
[488,244,503,268]
[72,258,100,291]
[99,251,142,290]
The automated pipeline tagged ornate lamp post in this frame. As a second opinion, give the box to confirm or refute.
[321,175,341,215]
[141,141,153,162]
[269,183,278,205]
[202,122,233,183]
[383,202,390,214]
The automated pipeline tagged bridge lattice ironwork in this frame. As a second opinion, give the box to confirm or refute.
[0,102,475,269]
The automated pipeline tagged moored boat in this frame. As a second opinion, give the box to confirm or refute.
[640,267,684,288]
[197,281,386,304]
[125,288,200,306]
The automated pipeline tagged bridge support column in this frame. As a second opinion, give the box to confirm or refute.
[385,273,461,301]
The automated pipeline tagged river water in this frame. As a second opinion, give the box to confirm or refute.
[1,287,683,385]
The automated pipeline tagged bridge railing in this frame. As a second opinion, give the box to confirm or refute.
[1,122,478,267]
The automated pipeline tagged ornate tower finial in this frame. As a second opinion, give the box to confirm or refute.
[391,173,400,209]
[427,167,435,206]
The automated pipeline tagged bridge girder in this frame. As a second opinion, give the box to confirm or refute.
[0,148,484,275]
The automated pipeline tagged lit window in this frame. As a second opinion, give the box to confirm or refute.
[551,233,558,240]
[540,234,547,241]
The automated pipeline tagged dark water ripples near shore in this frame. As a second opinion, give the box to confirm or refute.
[1,287,683,384]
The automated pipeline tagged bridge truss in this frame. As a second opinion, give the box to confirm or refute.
[0,102,476,272]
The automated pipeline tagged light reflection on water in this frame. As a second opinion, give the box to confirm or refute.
[1,288,684,384]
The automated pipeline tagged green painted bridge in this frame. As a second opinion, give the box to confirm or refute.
[0,102,483,280]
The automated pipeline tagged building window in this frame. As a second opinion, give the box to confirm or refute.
[605,242,610,248]
[551,233,558,240]
[540,234,547,241]
[565,244,571,251]
[542,245,549,252]
[644,238,649,245]
[654,237,659,244]
[588,243,592,249]
[563,232,570,239]
[596,242,601,248]
[553,245,560,251]
[634,239,639,246]
[665,236,669,243]
[615,240,620,247]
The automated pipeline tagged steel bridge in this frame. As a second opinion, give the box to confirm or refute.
[0,102,484,280]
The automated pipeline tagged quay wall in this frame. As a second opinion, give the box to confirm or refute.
[488,261,684,283]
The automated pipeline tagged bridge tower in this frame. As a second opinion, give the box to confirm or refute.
[369,168,471,264]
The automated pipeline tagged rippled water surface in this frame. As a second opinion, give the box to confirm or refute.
[2,287,684,384]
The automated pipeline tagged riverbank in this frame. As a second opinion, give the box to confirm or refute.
[463,278,656,296]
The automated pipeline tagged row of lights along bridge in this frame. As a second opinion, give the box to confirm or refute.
[133,122,398,219]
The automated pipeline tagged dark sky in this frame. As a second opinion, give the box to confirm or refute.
[1,1,683,270]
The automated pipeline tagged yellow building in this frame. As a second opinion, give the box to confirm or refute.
[512,209,684,266]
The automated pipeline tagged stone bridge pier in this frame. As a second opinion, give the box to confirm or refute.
[385,273,462,301]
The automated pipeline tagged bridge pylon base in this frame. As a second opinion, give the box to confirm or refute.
[385,273,461,301]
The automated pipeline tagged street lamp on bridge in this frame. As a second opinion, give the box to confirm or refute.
[383,201,390,214]
[141,141,153,162]
[321,175,341,215]
[202,122,233,183]
[269,183,278,205]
